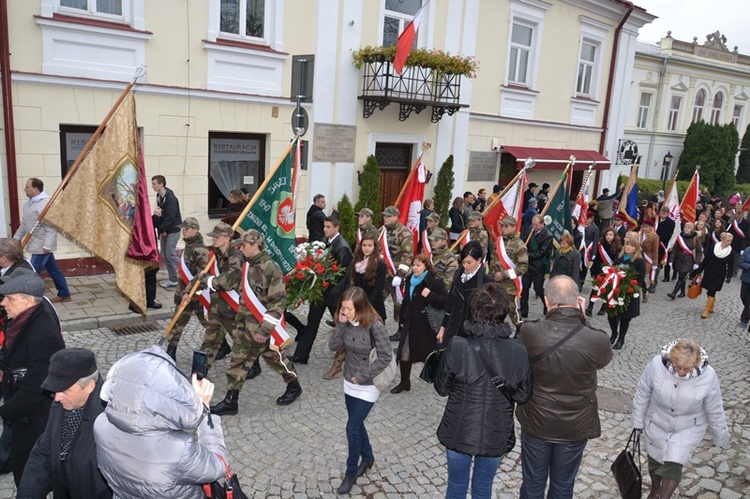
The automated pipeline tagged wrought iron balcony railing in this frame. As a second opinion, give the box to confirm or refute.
[357,59,468,122]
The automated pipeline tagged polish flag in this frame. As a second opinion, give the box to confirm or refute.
[397,162,428,256]
[393,2,429,74]
[680,170,700,224]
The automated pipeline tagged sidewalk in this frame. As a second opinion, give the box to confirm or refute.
[46,271,176,331]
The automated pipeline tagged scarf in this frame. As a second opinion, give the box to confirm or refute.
[60,407,85,460]
[355,257,369,274]
[461,268,479,283]
[409,272,428,299]
[4,303,41,350]
[714,243,732,259]
[560,246,572,254]
[661,339,708,380]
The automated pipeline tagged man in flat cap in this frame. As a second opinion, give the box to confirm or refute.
[356,207,376,246]
[380,206,413,341]
[17,348,111,498]
[0,273,65,485]
[428,228,458,290]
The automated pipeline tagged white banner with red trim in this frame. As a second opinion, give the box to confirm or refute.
[496,236,522,297]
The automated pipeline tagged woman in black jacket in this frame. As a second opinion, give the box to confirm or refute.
[586,227,621,316]
[437,241,487,346]
[550,233,581,290]
[607,232,646,350]
[667,221,702,300]
[692,231,734,319]
[392,254,448,394]
[448,197,466,243]
[435,283,533,499]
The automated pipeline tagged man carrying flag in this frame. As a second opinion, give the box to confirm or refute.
[488,216,528,326]
[380,206,414,342]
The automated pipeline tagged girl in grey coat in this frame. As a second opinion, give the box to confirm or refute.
[631,339,729,499]
[93,346,227,498]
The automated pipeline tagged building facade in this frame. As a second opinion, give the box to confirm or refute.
[0,0,653,269]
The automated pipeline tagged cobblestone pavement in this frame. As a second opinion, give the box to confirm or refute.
[1,275,748,498]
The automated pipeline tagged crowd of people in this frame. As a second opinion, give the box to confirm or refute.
[0,175,736,498]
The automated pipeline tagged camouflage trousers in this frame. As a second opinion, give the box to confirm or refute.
[200,314,234,369]
[383,275,402,323]
[225,322,298,393]
[168,303,208,348]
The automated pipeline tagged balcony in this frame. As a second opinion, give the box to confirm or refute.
[357,57,470,123]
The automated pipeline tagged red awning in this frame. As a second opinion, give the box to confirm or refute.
[501,146,611,170]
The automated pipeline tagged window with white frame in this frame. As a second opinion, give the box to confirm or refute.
[60,0,122,15]
[219,0,266,40]
[382,0,422,47]
[733,105,744,127]
[710,92,724,125]
[508,22,533,85]
[637,92,652,129]
[575,42,596,96]
[668,95,682,131]
[692,89,706,123]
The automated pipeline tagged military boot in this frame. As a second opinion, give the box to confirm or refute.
[210,390,239,416]
[276,380,302,406]
[166,344,177,361]
[215,338,232,360]
[245,358,262,380]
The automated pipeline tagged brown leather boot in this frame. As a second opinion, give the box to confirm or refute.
[390,361,412,394]
[323,346,346,380]
[701,297,714,319]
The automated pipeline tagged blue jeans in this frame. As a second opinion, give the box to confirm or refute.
[519,431,587,499]
[30,253,69,298]
[344,394,374,477]
[160,231,180,283]
[445,448,501,499]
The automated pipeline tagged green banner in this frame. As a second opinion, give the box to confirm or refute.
[546,171,572,243]
[238,148,297,274]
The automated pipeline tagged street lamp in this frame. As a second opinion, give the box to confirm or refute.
[661,151,674,192]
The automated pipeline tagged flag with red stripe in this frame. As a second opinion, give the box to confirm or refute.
[397,162,428,257]
[393,1,429,74]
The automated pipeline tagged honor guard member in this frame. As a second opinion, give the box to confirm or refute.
[192,222,244,369]
[210,229,301,416]
[380,206,414,341]
[425,212,441,235]
[167,217,210,362]
[356,208,376,246]
[640,219,660,295]
[520,215,553,319]
[656,206,676,282]
[428,228,459,289]
[466,211,489,255]
[488,216,529,325]
[581,211,601,284]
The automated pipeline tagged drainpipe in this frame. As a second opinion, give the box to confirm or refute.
[644,54,669,178]
[0,0,19,233]
[598,0,634,191]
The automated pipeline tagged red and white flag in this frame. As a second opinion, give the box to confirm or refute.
[397,162,428,257]
[422,230,432,260]
[663,178,681,249]
[572,173,591,227]
[484,171,527,240]
[680,170,700,224]
[393,1,429,74]
[495,236,522,297]
[241,263,291,351]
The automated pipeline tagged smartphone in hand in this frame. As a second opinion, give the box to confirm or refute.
[191,350,208,380]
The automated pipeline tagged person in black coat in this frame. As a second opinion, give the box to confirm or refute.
[692,232,734,320]
[448,197,466,243]
[437,241,487,346]
[550,233,581,289]
[586,228,622,317]
[435,282,533,498]
[727,212,749,277]
[151,175,182,287]
[607,233,646,350]
[392,255,448,394]
[17,349,111,498]
[520,215,553,318]
[667,222,702,300]
[656,206,676,282]
[306,194,327,243]
[0,274,65,485]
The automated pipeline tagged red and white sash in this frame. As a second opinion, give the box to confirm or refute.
[357,228,363,245]
[659,241,668,264]
[241,262,290,351]
[379,228,404,302]
[496,236,522,297]
[711,231,720,245]
[459,229,470,247]
[179,254,210,317]
[211,259,240,312]
[676,235,694,259]
[422,230,432,262]
[732,219,745,239]
[597,245,613,266]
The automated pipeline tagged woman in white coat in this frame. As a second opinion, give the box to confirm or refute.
[631,339,729,499]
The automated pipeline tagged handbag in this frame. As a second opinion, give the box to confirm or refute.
[418,346,444,383]
[204,455,249,499]
[687,275,702,299]
[368,326,397,391]
[423,305,444,335]
[610,429,642,499]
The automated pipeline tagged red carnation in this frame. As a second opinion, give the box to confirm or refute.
[627,287,634,293]
[609,304,615,308]
[332,264,338,271]
[631,279,638,285]
[296,272,304,279]
[596,275,604,283]
[295,262,303,270]
[322,281,329,288]
[316,265,324,275]
[284,275,290,283]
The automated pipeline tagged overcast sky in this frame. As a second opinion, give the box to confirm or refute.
[635,0,750,54]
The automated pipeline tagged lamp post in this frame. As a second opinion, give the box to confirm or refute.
[661,151,673,192]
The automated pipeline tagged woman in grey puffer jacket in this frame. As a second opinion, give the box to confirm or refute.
[94,346,227,498]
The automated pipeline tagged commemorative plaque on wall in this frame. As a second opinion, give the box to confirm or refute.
[313,124,357,163]
[467,151,498,182]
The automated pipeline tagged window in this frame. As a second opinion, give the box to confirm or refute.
[40,0,145,29]
[219,0,265,39]
[59,125,98,178]
[61,0,122,15]
[668,95,682,131]
[734,105,744,127]
[382,0,422,47]
[508,23,533,85]
[208,132,266,217]
[710,92,724,125]
[575,42,596,96]
[692,89,706,123]
[637,93,652,129]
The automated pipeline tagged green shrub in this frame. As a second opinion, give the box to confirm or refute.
[354,155,382,226]
[336,193,356,247]
[433,155,455,228]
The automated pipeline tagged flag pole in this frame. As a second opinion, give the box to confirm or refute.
[524,157,575,245]
[159,138,299,343]
[575,163,595,202]
[394,142,431,207]
[617,163,640,221]
[449,157,535,252]
[21,81,135,249]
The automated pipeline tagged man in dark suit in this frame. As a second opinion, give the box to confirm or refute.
[656,206,676,282]
[613,213,628,243]
[289,216,353,363]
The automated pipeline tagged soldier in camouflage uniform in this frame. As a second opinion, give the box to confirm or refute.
[487,216,529,325]
[428,228,459,289]
[466,211,489,255]
[380,206,414,341]
[425,212,440,235]
[167,217,210,361]
[191,222,244,369]
[210,230,301,416]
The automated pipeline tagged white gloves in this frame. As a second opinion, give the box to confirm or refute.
[693,264,699,270]
[392,276,403,287]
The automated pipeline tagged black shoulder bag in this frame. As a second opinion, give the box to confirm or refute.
[467,338,516,405]
[529,323,585,365]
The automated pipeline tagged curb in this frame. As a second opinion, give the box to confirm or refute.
[62,307,176,332]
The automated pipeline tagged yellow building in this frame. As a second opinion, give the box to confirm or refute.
[0,0,654,269]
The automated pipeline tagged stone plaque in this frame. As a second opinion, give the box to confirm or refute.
[313,124,357,163]
[467,152,498,182]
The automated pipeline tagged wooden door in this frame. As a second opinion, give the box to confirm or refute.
[375,142,413,209]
